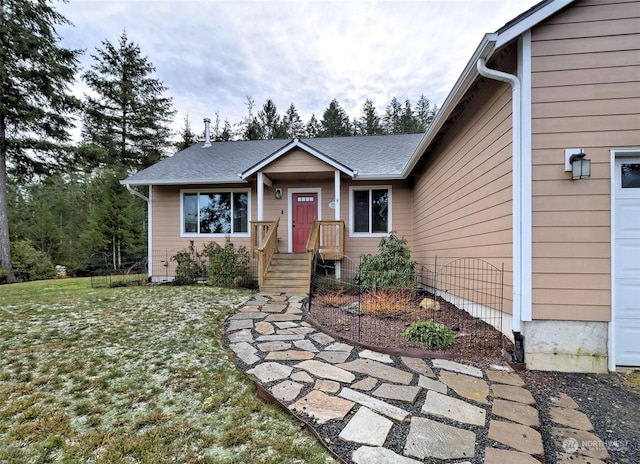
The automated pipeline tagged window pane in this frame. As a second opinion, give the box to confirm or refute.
[371,189,388,233]
[200,193,231,233]
[622,164,640,188]
[183,194,198,233]
[233,192,248,233]
[353,190,370,233]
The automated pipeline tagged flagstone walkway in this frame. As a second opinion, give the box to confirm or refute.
[225,293,610,463]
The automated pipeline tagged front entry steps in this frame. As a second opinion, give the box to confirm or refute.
[261,253,311,294]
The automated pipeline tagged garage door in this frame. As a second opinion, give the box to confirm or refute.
[614,157,640,366]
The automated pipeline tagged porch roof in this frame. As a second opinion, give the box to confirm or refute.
[122,133,424,186]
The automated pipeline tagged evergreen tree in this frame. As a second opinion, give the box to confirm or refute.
[415,94,435,130]
[400,98,422,133]
[239,96,263,140]
[218,119,232,142]
[175,114,197,151]
[306,114,321,138]
[258,99,286,139]
[82,31,175,170]
[0,0,82,283]
[319,99,351,137]
[357,99,383,135]
[383,96,403,134]
[282,103,305,138]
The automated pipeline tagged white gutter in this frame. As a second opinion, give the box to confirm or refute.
[125,183,149,202]
[476,57,523,334]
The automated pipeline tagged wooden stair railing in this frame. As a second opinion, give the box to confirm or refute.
[252,218,279,288]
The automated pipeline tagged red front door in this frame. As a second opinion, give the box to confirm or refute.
[292,193,318,252]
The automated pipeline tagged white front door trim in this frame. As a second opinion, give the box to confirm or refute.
[287,187,322,253]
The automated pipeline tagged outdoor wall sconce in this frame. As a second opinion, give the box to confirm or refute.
[565,148,591,180]
[274,188,283,200]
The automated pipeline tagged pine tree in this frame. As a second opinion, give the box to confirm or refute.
[218,119,232,142]
[282,103,305,138]
[357,99,383,135]
[319,99,351,137]
[415,94,435,131]
[82,31,175,170]
[306,114,321,138]
[0,0,82,283]
[383,97,403,134]
[258,99,285,139]
[400,98,422,134]
[175,114,197,151]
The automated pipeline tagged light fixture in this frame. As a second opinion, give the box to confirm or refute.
[569,151,591,180]
[274,188,283,200]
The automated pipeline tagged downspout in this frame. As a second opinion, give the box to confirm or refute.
[125,183,152,279]
[476,57,525,362]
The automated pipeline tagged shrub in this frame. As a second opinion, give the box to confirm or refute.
[354,232,416,291]
[402,320,457,348]
[11,239,56,282]
[171,241,205,285]
[202,238,251,287]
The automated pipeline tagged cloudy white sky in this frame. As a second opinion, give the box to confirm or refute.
[57,0,540,137]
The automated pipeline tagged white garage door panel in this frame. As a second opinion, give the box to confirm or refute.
[616,323,640,365]
[614,156,640,366]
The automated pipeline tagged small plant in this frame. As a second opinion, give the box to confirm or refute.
[171,241,204,285]
[202,238,251,287]
[402,320,457,348]
[360,288,413,318]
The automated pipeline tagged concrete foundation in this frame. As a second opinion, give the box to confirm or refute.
[523,320,608,373]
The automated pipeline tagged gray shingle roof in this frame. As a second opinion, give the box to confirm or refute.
[122,133,424,185]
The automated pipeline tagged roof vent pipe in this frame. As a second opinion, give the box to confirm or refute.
[203,118,212,148]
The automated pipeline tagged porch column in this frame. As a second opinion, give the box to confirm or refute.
[257,172,264,221]
[334,170,340,220]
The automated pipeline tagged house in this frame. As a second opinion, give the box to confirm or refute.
[123,0,640,373]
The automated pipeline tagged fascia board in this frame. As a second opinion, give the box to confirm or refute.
[496,0,573,48]
[120,178,248,186]
[240,139,355,180]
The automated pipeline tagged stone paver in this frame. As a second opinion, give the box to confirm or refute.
[352,446,421,464]
[339,407,393,446]
[337,359,414,385]
[439,370,489,404]
[418,375,448,394]
[289,390,354,424]
[550,406,593,430]
[225,294,610,464]
[229,342,260,365]
[352,376,377,391]
[485,369,525,387]
[401,356,435,377]
[432,358,483,378]
[359,349,393,363]
[488,420,543,456]
[404,417,476,460]
[492,398,539,427]
[484,447,541,464]
[265,350,315,361]
[295,360,356,383]
[246,362,293,383]
[254,321,275,335]
[372,383,421,403]
[422,391,486,426]
[339,387,409,422]
[491,384,535,405]
[270,380,303,402]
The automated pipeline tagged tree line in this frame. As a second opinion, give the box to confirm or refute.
[0,0,437,283]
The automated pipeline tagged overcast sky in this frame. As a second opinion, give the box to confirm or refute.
[57,0,540,137]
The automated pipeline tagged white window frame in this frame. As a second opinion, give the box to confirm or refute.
[180,188,251,237]
[349,185,392,237]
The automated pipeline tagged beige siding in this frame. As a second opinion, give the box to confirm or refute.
[412,74,515,314]
[262,149,335,174]
[530,0,640,322]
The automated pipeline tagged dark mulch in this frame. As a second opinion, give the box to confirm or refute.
[306,292,514,367]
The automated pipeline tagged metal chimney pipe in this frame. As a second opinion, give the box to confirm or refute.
[203,118,212,148]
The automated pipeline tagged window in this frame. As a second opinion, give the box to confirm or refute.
[350,187,391,235]
[621,163,640,189]
[182,190,249,235]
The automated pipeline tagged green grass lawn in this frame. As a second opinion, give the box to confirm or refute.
[0,279,334,463]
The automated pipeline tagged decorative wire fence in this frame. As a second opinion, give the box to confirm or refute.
[91,246,259,289]
[307,255,511,359]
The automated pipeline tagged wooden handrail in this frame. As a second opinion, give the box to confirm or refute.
[253,218,279,288]
[307,220,344,260]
